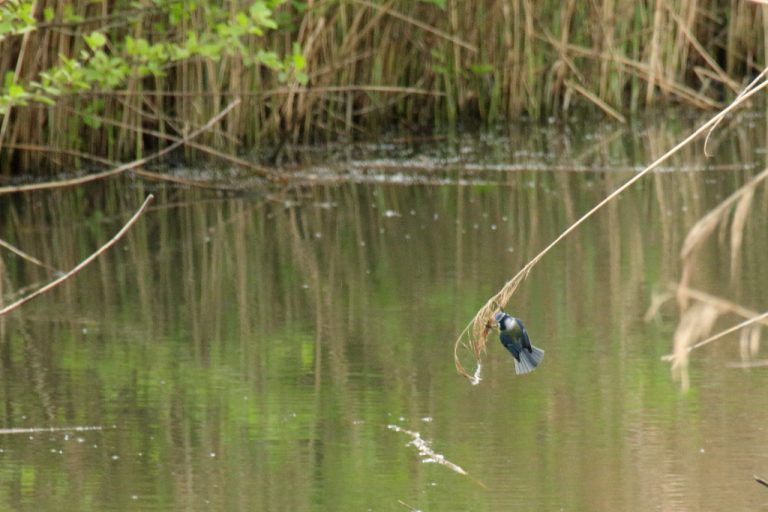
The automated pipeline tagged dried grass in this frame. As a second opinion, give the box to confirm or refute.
[677,165,768,311]
[670,303,720,391]
[662,286,768,389]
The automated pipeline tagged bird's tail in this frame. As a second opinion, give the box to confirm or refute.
[514,345,545,375]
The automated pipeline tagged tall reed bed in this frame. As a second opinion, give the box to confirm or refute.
[1,0,767,174]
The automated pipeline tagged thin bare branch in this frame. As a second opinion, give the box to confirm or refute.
[0,99,241,195]
[0,195,154,317]
[0,238,60,273]
[565,80,626,123]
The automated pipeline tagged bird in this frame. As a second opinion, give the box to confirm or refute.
[494,312,545,375]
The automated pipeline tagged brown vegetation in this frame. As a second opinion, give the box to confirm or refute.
[2,1,768,173]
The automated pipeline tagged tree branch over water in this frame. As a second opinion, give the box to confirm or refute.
[0,99,242,195]
[0,194,154,317]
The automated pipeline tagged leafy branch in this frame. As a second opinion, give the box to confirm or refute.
[0,1,307,115]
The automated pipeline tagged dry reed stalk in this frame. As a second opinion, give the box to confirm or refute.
[1,143,116,166]
[352,0,477,53]
[704,67,768,157]
[0,99,240,195]
[0,194,153,317]
[666,6,740,94]
[548,40,723,109]
[454,69,768,382]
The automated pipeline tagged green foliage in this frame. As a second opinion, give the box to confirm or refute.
[0,1,304,115]
[0,0,37,41]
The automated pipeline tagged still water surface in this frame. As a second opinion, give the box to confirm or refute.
[1,117,768,511]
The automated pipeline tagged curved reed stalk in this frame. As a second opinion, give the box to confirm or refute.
[453,69,768,382]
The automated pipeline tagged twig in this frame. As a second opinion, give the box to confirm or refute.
[0,238,60,273]
[61,106,275,179]
[703,67,768,156]
[564,80,627,124]
[0,143,116,167]
[5,145,259,191]
[0,99,241,195]
[454,71,768,381]
[755,475,768,488]
[0,195,154,317]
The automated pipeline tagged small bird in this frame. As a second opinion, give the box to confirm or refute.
[494,312,545,375]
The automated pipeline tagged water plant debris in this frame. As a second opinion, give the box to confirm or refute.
[387,424,467,476]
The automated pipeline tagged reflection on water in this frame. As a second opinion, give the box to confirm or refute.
[1,119,768,511]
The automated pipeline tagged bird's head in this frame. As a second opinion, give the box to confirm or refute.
[494,311,513,331]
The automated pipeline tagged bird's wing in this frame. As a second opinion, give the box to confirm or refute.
[499,331,522,361]
[518,320,533,352]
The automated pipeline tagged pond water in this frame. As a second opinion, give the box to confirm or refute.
[1,114,768,511]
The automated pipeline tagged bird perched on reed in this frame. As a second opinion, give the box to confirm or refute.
[494,312,545,375]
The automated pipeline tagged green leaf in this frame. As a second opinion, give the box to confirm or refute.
[469,63,494,75]
[62,5,84,23]
[291,42,305,71]
[36,95,56,106]
[82,114,102,128]
[8,84,26,97]
[84,32,107,50]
